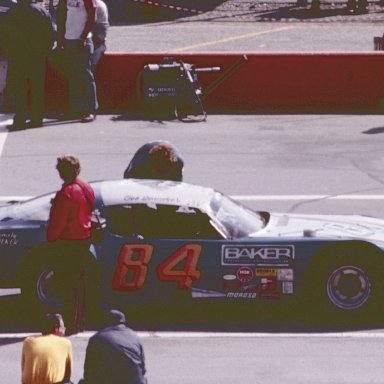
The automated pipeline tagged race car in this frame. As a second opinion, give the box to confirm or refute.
[1,179,384,324]
[0,0,16,14]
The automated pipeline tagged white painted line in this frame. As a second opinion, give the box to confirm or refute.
[0,288,20,296]
[171,26,294,52]
[1,331,384,339]
[232,195,384,201]
[0,119,11,156]
[3,195,384,203]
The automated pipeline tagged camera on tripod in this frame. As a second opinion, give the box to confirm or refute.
[140,57,220,122]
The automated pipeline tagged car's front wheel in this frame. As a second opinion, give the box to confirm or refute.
[303,243,384,325]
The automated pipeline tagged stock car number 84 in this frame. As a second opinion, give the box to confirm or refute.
[1,179,384,324]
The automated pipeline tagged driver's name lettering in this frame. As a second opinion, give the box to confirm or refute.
[0,232,18,246]
[222,245,294,265]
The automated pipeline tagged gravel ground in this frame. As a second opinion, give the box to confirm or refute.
[177,0,384,22]
[117,0,384,23]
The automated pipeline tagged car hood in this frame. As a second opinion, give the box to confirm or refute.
[252,213,384,244]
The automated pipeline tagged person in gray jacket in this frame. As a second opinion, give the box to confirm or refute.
[80,309,148,384]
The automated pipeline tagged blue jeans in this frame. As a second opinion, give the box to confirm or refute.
[64,38,98,116]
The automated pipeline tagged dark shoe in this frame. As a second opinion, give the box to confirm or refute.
[7,123,26,131]
[60,112,82,121]
[81,114,96,123]
[28,120,43,129]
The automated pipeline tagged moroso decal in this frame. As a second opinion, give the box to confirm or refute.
[227,292,257,299]
[221,245,294,266]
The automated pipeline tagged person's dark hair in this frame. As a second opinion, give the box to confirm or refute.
[56,154,81,182]
[41,313,64,334]
[103,309,126,326]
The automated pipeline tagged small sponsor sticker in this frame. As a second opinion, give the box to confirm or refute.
[256,268,277,277]
[282,281,294,294]
[260,277,277,291]
[277,269,294,281]
[223,274,237,281]
[236,267,254,283]
[223,280,242,289]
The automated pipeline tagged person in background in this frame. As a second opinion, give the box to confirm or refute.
[80,309,147,384]
[56,0,98,123]
[0,0,55,131]
[22,313,73,384]
[124,140,184,182]
[91,0,109,72]
[47,154,95,335]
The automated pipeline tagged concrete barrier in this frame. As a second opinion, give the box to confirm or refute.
[41,51,384,114]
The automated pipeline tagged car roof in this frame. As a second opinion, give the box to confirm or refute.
[97,179,217,210]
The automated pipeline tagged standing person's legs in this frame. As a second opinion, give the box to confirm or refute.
[57,240,89,335]
[63,39,98,120]
[8,59,28,129]
[81,38,99,121]
[91,43,106,72]
[29,57,46,127]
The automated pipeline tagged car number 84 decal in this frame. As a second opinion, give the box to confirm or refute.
[112,243,202,291]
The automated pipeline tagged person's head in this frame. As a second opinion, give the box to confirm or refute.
[103,309,126,327]
[56,154,81,183]
[148,143,182,180]
[41,313,66,336]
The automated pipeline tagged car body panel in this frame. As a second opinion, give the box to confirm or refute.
[0,179,383,308]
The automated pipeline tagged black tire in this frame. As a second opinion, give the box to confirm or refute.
[19,244,101,321]
[20,247,64,314]
[303,242,384,325]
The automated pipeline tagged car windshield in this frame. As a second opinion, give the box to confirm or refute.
[209,192,267,239]
[0,193,54,222]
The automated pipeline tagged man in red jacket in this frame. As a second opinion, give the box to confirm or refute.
[47,154,95,335]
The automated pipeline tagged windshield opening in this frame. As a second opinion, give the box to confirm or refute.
[209,192,267,239]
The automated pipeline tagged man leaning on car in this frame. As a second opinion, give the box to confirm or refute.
[47,154,95,336]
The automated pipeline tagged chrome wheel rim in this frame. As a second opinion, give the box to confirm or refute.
[327,265,371,310]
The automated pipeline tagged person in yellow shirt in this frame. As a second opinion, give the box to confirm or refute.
[22,313,73,384]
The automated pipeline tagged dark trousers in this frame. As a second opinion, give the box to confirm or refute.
[53,239,91,333]
[63,38,98,116]
[7,55,46,125]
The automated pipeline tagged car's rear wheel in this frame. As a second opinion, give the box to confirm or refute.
[20,246,101,322]
[303,243,384,325]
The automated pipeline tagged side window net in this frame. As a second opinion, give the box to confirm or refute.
[106,204,223,239]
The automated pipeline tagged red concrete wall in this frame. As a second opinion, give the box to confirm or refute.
[45,52,384,114]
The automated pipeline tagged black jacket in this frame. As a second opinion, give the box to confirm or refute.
[0,0,55,59]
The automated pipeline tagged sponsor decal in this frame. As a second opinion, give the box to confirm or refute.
[260,277,277,291]
[223,274,237,281]
[0,232,18,246]
[282,281,294,294]
[278,269,293,281]
[256,268,277,277]
[236,267,254,283]
[243,284,258,292]
[227,292,257,299]
[222,244,294,266]
[222,280,242,289]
